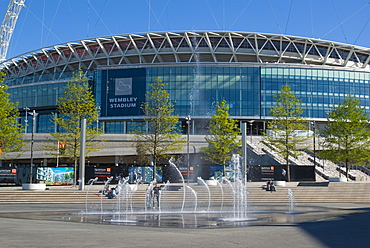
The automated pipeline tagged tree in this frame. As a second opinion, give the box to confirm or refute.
[201,100,241,176]
[48,69,102,186]
[265,84,308,182]
[320,95,370,179]
[134,77,183,181]
[0,71,24,158]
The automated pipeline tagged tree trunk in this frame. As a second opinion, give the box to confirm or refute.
[285,125,290,182]
[152,155,156,182]
[286,154,291,182]
[153,162,157,182]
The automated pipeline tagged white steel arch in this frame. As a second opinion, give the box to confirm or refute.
[3,31,370,80]
[0,0,25,62]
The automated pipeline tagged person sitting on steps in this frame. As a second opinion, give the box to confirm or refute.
[266,180,271,191]
[270,181,276,192]
[107,187,117,199]
[266,180,276,192]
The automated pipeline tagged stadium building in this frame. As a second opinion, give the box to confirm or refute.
[3,31,370,183]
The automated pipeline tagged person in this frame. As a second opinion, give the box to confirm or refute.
[103,184,110,195]
[136,173,142,184]
[145,184,153,209]
[107,187,117,199]
[152,184,161,209]
[282,169,287,179]
[266,180,272,191]
[270,181,276,192]
[133,171,137,184]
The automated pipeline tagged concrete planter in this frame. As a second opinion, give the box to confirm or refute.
[274,181,286,186]
[22,183,46,190]
[205,180,218,186]
[197,178,217,186]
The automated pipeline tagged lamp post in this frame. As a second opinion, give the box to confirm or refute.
[23,107,30,133]
[311,121,316,167]
[185,115,191,184]
[29,110,38,184]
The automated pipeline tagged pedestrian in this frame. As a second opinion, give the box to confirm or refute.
[270,181,276,192]
[133,171,137,184]
[146,184,153,209]
[103,184,110,195]
[282,169,286,180]
[152,184,161,209]
[266,180,271,191]
[137,173,142,184]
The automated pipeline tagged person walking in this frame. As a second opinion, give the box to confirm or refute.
[282,169,287,180]
[152,184,161,209]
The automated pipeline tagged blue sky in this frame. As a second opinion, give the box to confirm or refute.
[1,0,370,59]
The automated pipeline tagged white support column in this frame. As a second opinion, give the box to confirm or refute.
[79,119,86,190]
[241,122,247,182]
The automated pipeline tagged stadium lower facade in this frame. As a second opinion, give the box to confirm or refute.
[2,31,370,184]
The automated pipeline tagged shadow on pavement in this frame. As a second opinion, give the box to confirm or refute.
[298,208,370,248]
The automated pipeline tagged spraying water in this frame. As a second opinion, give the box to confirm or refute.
[145,181,154,212]
[169,158,186,212]
[228,154,248,220]
[83,155,255,226]
[222,177,236,213]
[186,185,198,212]
[197,177,211,212]
[85,177,98,212]
[288,189,295,214]
[213,177,224,211]
[100,176,114,212]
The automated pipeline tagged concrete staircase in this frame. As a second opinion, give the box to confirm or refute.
[0,182,369,205]
[0,190,104,204]
[248,182,370,203]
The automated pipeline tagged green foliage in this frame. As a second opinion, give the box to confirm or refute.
[0,71,24,158]
[134,77,183,179]
[201,100,241,175]
[47,69,102,185]
[320,95,370,179]
[265,84,308,181]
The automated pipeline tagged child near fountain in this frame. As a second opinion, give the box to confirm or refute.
[152,184,161,209]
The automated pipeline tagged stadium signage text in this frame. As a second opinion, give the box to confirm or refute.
[109,97,138,108]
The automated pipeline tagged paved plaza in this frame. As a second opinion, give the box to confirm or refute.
[0,202,370,248]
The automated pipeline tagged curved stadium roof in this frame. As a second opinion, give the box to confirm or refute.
[3,31,370,79]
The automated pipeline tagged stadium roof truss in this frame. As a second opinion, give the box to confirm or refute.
[3,31,370,79]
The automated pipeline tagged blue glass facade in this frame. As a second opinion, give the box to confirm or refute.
[6,65,370,134]
[260,67,370,119]
[144,65,370,119]
[145,66,261,118]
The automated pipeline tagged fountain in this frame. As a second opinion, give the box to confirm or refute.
[85,177,98,212]
[287,188,295,214]
[75,155,330,228]
[217,154,250,222]
[84,156,248,219]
